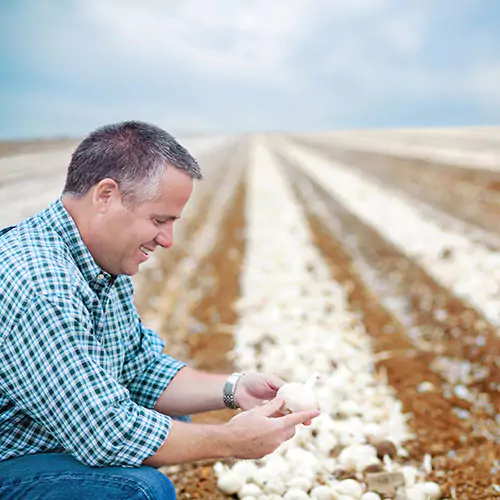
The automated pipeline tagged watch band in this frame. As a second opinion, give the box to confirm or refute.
[223,372,245,409]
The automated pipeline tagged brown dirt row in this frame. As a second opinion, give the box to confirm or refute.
[0,139,80,159]
[279,154,500,499]
[131,135,245,500]
[163,177,247,500]
[298,141,500,240]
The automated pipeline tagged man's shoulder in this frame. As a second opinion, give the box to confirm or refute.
[0,214,80,301]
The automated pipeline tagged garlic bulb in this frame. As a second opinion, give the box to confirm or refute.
[310,485,335,500]
[361,493,381,500]
[263,477,286,496]
[418,482,442,499]
[403,487,426,500]
[283,489,310,500]
[239,483,263,497]
[333,478,364,498]
[217,470,244,494]
[288,477,312,492]
[277,373,320,412]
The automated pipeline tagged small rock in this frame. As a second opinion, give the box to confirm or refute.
[375,441,397,460]
[363,463,384,474]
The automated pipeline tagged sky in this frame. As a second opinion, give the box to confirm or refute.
[1,0,500,139]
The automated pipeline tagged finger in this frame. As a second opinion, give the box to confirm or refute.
[283,425,296,442]
[254,396,285,417]
[270,407,288,418]
[303,419,312,426]
[279,409,321,428]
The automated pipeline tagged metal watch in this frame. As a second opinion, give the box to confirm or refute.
[223,372,245,409]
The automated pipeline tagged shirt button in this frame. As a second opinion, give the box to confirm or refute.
[97,273,105,280]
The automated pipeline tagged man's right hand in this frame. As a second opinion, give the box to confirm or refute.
[224,396,321,459]
[143,396,320,467]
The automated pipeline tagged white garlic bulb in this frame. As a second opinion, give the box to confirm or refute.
[264,477,286,496]
[216,470,244,494]
[404,487,426,500]
[333,479,364,498]
[288,476,312,492]
[418,482,442,499]
[277,373,320,412]
[310,485,335,500]
[239,483,263,497]
[232,460,259,481]
[361,493,381,500]
[283,489,310,500]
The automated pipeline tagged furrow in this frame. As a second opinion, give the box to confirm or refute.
[297,138,500,241]
[212,141,427,499]
[306,131,500,170]
[280,141,500,331]
[139,141,247,359]
[161,149,248,500]
[133,142,237,316]
[272,146,500,498]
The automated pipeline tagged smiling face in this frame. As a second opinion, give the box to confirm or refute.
[81,166,194,276]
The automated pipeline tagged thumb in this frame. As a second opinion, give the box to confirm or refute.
[255,396,285,417]
[265,374,286,391]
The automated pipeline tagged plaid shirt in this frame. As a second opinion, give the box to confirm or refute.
[0,199,185,467]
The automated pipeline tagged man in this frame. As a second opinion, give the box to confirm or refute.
[0,121,319,499]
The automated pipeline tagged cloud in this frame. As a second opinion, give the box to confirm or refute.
[1,0,499,138]
[470,65,500,115]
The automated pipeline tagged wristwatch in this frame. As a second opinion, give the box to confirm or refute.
[223,372,245,409]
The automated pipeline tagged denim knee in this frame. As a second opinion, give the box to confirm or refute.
[134,467,176,500]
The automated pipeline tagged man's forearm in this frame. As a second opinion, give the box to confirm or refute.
[142,420,232,467]
[154,366,229,416]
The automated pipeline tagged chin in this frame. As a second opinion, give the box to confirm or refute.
[122,264,140,276]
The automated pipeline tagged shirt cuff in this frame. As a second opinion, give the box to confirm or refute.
[112,405,173,467]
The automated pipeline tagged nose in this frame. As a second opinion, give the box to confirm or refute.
[155,225,173,249]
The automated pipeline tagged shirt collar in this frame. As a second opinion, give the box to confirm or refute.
[43,198,114,285]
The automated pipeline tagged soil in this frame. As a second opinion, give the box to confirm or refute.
[0,139,79,158]
[131,140,500,499]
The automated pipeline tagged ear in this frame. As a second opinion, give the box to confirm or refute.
[92,178,122,212]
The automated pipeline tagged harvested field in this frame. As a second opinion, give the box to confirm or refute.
[1,129,499,499]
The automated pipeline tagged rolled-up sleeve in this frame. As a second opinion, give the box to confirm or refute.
[122,315,186,409]
[0,295,171,468]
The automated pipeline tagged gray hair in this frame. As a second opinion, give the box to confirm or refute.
[63,120,202,204]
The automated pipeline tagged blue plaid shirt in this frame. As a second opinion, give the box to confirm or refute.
[0,199,185,467]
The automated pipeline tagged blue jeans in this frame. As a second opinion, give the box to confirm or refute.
[0,453,176,499]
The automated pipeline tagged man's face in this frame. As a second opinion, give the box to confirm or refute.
[92,167,194,276]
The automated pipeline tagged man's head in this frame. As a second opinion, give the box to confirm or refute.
[62,120,202,276]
